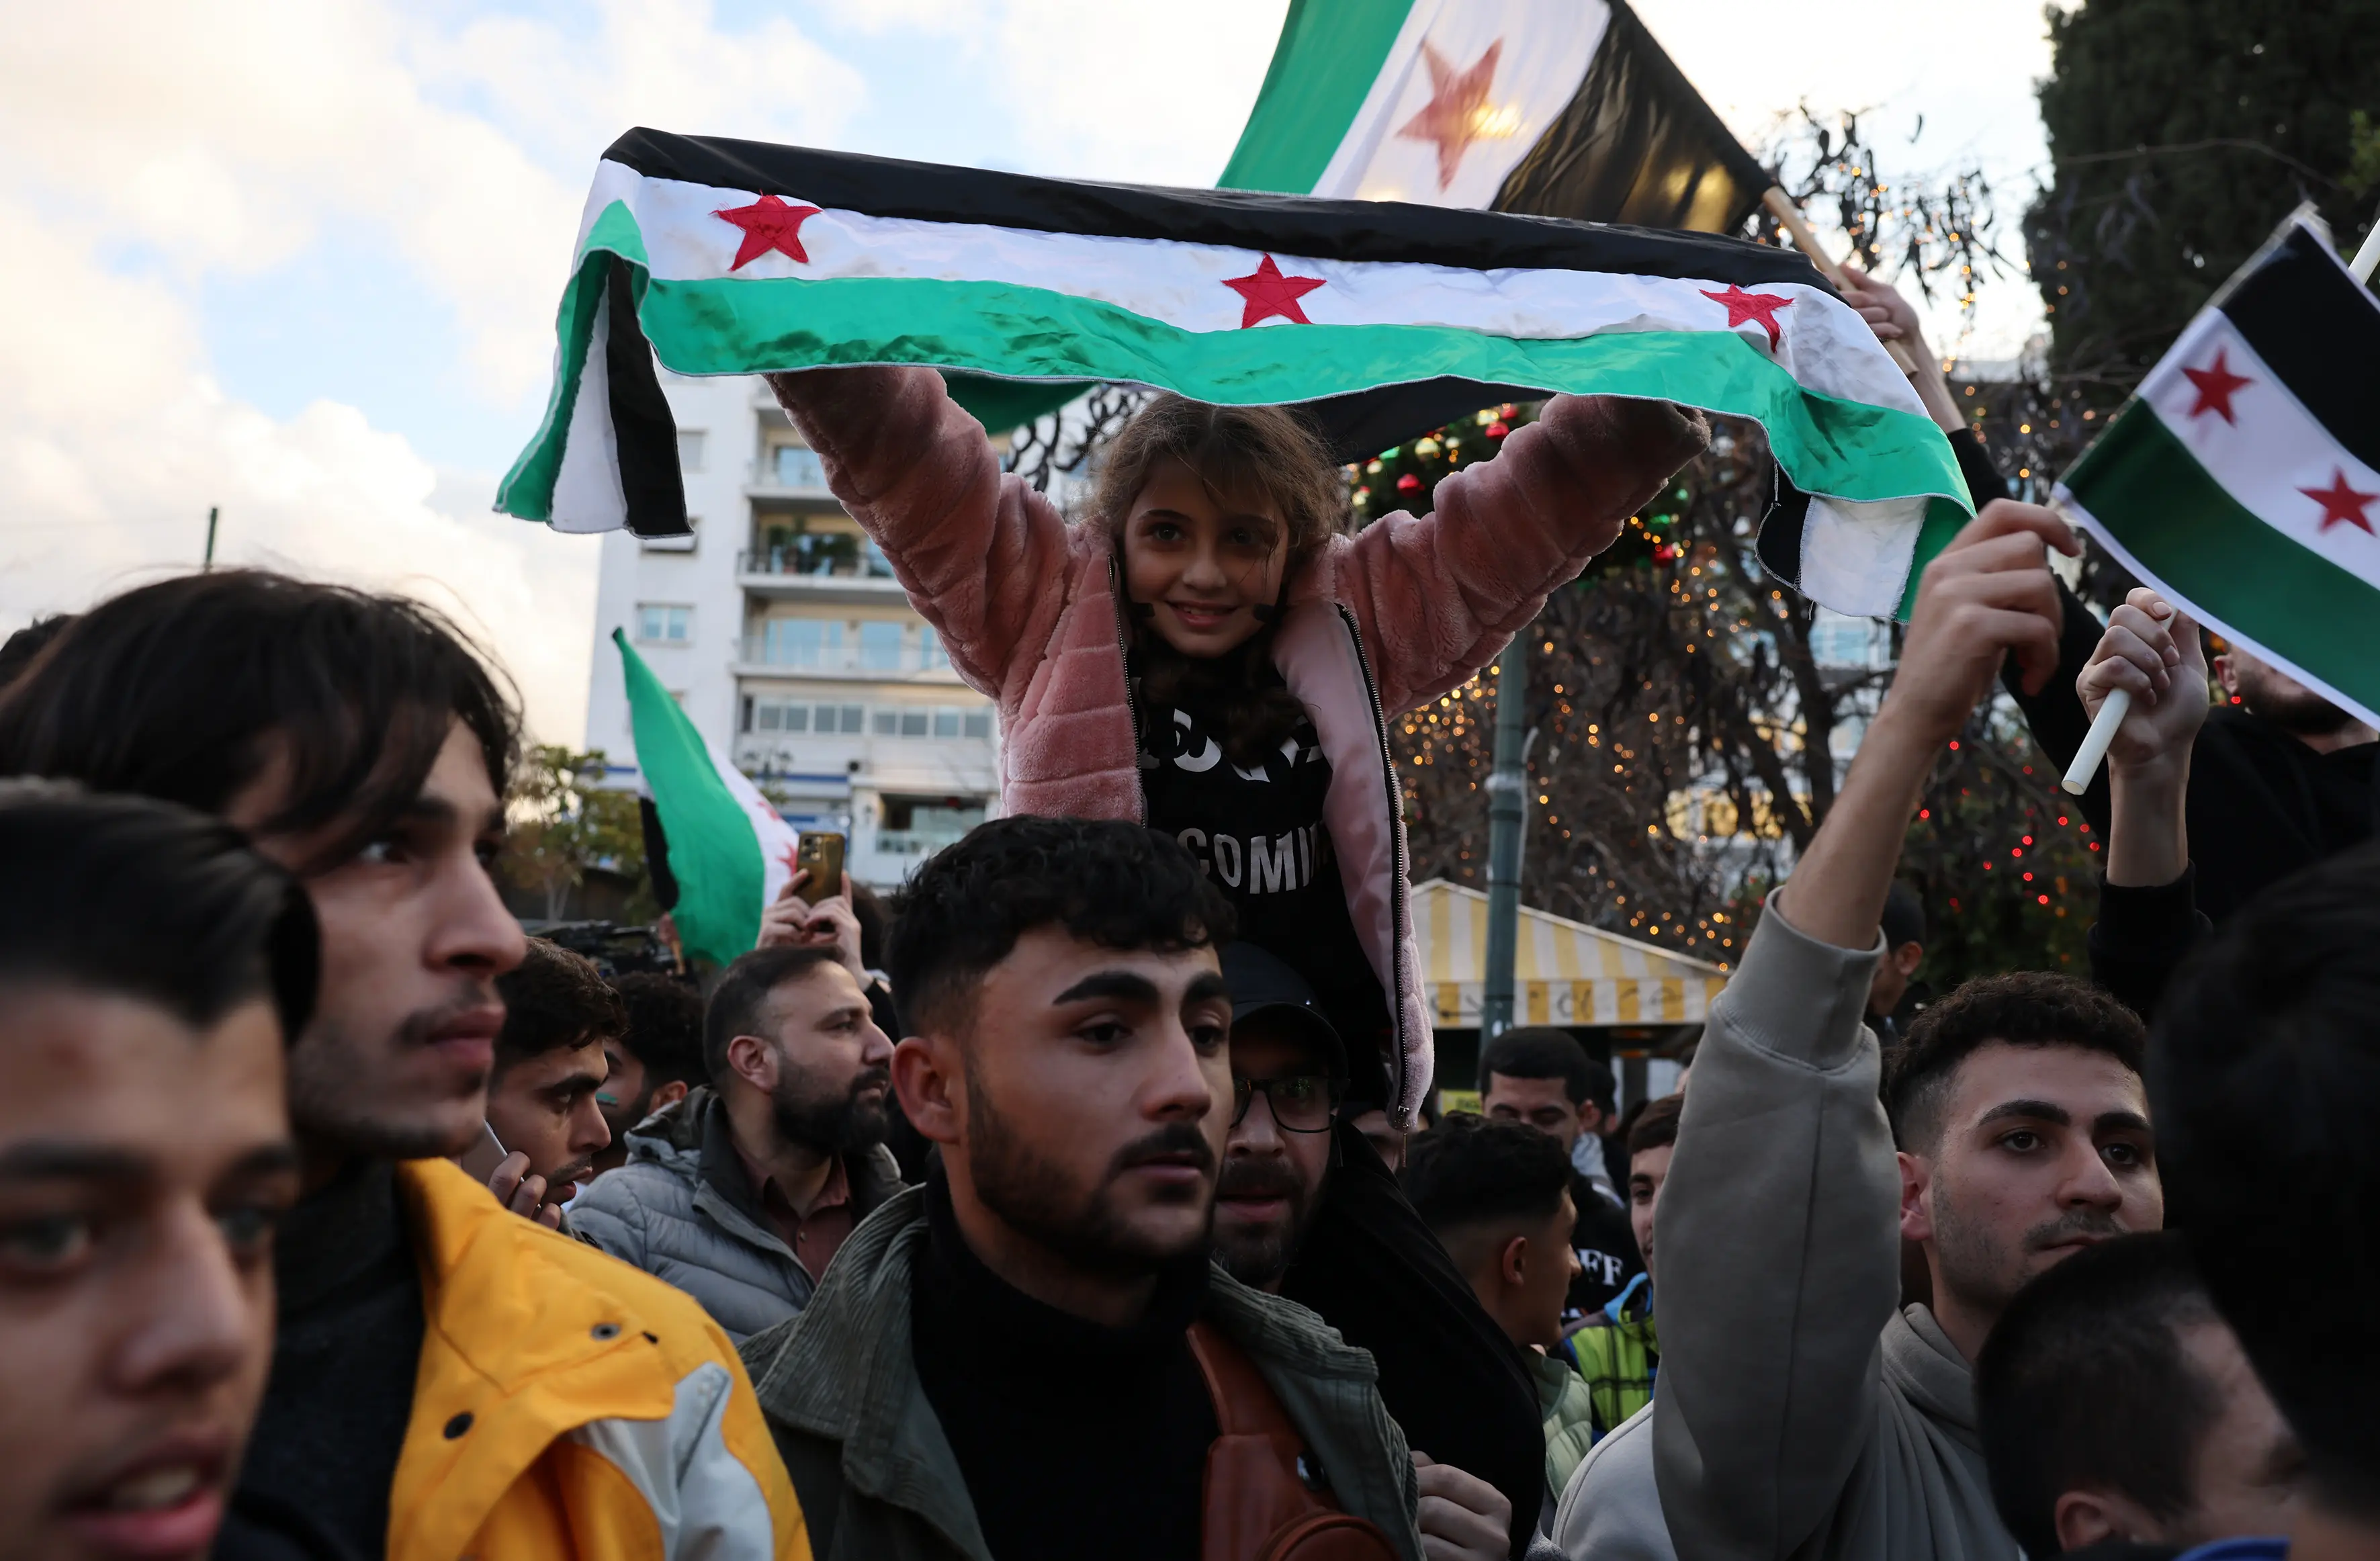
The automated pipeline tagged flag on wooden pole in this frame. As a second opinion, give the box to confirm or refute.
[613,629,799,965]
[500,129,1970,619]
[2055,210,2380,727]
[1221,0,1768,234]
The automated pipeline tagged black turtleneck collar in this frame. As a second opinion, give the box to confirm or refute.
[910,1170,1215,1561]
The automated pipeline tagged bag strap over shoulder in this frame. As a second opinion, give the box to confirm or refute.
[1186,1321,1401,1561]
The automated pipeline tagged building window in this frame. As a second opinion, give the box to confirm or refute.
[932,708,960,738]
[858,621,902,670]
[771,445,826,489]
[872,709,898,736]
[783,704,810,733]
[921,623,946,668]
[676,430,707,472]
[760,618,842,667]
[899,709,929,738]
[635,603,693,644]
[834,704,864,733]
[963,709,992,740]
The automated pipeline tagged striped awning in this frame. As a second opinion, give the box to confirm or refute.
[1412,879,1729,1028]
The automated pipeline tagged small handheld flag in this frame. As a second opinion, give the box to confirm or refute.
[614,630,799,965]
[2054,210,2380,735]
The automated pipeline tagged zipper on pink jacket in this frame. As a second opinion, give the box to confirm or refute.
[1332,603,1412,1116]
[1107,554,1147,824]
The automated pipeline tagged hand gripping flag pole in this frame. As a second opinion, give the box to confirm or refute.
[2062,202,2380,797]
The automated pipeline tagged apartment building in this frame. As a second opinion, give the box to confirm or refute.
[583,371,998,888]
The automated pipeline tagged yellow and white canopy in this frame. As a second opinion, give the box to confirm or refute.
[1411,879,1729,1029]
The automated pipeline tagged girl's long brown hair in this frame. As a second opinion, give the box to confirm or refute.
[1094,397,1350,768]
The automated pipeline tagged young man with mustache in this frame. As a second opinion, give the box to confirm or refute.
[482,938,623,1223]
[0,572,805,1560]
[575,944,906,1343]
[740,817,1427,1561]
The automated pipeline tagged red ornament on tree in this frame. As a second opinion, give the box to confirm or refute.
[1485,420,1509,439]
[1396,472,1423,493]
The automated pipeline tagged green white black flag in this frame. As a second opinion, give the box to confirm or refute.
[1221,0,1769,233]
[2056,212,2380,727]
[499,129,1968,618]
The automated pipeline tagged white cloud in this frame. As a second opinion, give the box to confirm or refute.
[0,193,602,744]
[0,0,874,748]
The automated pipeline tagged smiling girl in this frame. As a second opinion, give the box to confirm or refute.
[764,367,1706,1120]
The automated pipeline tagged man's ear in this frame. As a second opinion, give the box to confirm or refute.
[2054,1487,2161,1552]
[725,1033,777,1094]
[893,1034,962,1147]
[1498,1232,1531,1292]
[1894,942,1925,977]
[1898,1149,1935,1245]
[650,1079,690,1112]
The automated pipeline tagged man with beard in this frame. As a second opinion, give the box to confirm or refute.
[738,816,1427,1561]
[574,943,904,1343]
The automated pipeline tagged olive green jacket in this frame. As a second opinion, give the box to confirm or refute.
[740,1184,1426,1561]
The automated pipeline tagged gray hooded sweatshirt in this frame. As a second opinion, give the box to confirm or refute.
[1642,897,2018,1561]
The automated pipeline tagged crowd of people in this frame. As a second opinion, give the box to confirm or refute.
[0,285,2373,1561]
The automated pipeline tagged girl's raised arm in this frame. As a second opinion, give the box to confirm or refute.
[766,366,1073,702]
[1327,396,1708,716]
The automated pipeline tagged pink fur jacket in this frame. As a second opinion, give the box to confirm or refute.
[768,367,1704,1124]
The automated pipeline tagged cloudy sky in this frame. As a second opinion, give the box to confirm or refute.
[0,0,2056,747]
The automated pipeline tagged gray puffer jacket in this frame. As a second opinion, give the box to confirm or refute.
[572,1088,907,1343]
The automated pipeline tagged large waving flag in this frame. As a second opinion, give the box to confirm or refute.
[1221,0,1769,233]
[502,130,1968,618]
[2055,212,2380,726]
[614,630,799,965]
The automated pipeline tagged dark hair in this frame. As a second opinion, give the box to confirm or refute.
[1403,1113,1575,1235]
[1885,971,2146,1154]
[0,615,75,689]
[2152,842,2380,1517]
[887,817,1235,1033]
[1627,1094,1684,1160]
[1479,1028,1610,1112]
[703,945,844,1081]
[610,972,707,1089]
[1880,880,1927,950]
[1976,1233,2220,1557]
[848,879,891,972]
[0,571,519,873]
[0,780,317,1041]
[1097,396,1350,768]
[493,938,625,1078]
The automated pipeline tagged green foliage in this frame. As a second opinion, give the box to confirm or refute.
[2029,0,2380,389]
[502,745,653,922]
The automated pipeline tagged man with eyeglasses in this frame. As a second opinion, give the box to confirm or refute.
[1217,943,1548,1560]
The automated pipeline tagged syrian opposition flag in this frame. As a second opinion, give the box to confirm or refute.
[500,129,1970,619]
[2055,212,2380,727]
[1221,0,1769,234]
[613,629,799,965]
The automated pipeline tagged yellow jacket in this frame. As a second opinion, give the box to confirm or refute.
[388,1158,810,1561]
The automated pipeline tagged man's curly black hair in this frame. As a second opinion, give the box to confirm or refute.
[1884,970,2146,1154]
[887,816,1234,1034]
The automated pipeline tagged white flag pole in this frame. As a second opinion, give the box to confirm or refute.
[2061,688,2131,795]
[2352,218,2380,283]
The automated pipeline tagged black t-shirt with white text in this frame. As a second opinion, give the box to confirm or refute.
[1135,661,1390,1088]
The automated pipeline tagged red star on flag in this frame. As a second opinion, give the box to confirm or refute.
[1223,255,1327,328]
[1396,39,1505,191]
[1700,285,1794,351]
[2182,348,2252,423]
[713,194,823,269]
[2302,468,2379,535]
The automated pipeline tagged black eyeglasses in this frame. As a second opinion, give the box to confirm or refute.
[1231,1075,1344,1134]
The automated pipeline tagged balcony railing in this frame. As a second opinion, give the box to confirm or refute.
[739,635,951,674]
[868,830,975,858]
[750,447,830,492]
[736,544,895,582]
